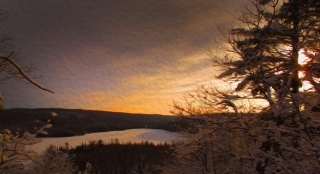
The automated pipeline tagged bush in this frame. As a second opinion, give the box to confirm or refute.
[28,145,77,174]
[0,112,78,174]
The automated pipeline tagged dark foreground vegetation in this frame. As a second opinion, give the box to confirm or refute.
[2,0,320,173]
[57,141,174,174]
[0,108,178,137]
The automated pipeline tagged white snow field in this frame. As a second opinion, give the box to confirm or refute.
[30,129,179,153]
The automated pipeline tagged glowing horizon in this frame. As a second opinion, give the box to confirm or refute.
[0,0,259,115]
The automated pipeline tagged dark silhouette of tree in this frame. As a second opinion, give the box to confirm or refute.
[167,0,320,173]
[0,11,54,110]
[0,10,57,173]
[63,140,174,174]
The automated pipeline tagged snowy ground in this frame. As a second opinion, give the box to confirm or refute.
[30,129,179,154]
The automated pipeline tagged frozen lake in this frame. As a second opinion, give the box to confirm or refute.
[30,129,179,153]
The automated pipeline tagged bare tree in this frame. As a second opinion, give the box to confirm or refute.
[164,86,263,173]
[27,145,77,174]
[0,10,62,174]
[0,11,54,110]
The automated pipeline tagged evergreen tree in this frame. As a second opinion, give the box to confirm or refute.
[168,0,320,173]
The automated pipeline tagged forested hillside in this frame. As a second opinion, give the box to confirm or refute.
[0,108,177,137]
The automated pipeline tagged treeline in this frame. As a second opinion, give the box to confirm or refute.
[58,140,174,174]
[0,108,252,137]
[0,108,178,137]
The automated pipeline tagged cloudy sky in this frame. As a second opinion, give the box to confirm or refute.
[1,0,247,115]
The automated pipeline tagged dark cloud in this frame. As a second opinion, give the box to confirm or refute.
[1,0,247,114]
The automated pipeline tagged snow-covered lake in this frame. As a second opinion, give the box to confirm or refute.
[30,129,179,153]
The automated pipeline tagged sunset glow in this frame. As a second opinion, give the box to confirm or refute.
[298,49,313,91]
[1,0,246,115]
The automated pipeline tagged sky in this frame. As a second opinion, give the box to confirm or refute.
[0,0,247,115]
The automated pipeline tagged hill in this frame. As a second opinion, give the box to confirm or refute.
[0,108,178,137]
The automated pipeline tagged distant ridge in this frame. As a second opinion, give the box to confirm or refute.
[1,108,178,137]
[4,107,172,116]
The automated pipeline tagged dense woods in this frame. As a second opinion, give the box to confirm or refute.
[57,141,174,174]
[0,108,177,137]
